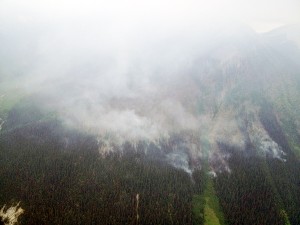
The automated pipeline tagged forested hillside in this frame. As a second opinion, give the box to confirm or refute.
[0,98,299,225]
[0,4,300,223]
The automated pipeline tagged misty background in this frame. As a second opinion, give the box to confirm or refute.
[0,0,300,173]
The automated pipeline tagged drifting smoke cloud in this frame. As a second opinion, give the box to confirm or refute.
[0,0,298,173]
[1,0,224,142]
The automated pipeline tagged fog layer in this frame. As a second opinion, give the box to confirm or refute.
[1,1,300,173]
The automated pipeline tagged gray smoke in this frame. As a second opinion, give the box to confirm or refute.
[0,1,299,174]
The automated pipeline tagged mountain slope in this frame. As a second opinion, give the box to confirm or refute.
[0,25,300,224]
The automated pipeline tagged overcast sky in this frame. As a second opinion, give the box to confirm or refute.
[0,0,299,32]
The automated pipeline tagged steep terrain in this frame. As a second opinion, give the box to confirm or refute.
[0,25,300,224]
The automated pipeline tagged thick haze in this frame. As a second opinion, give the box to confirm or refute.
[1,0,299,32]
[1,0,300,172]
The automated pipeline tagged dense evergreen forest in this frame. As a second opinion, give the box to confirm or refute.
[0,119,195,225]
[1,5,300,223]
[0,99,300,225]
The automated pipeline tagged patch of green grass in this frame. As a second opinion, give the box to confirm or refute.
[204,204,220,225]
[192,194,205,225]
[193,175,226,225]
[203,178,226,225]
[280,209,291,225]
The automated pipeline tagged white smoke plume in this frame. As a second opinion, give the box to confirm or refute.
[0,0,298,173]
